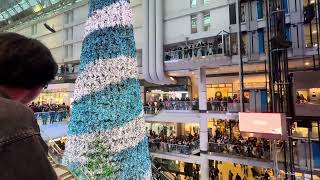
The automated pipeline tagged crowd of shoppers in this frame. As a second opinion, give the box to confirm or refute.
[29,102,69,113]
[209,129,271,159]
[29,102,70,125]
[144,94,248,112]
[210,162,273,180]
[207,94,249,111]
[144,97,199,112]
[296,92,310,104]
[59,64,75,74]
[164,38,224,61]
[148,130,200,155]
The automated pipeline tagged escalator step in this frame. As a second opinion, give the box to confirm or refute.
[60,171,71,178]
[63,175,76,180]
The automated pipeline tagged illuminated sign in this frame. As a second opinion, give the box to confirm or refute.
[239,112,287,140]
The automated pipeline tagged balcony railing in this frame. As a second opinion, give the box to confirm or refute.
[162,101,199,111]
[47,141,64,164]
[295,102,320,116]
[164,35,232,62]
[34,111,69,125]
[164,45,224,62]
[156,101,250,112]
[149,140,200,155]
[144,106,160,115]
[208,142,271,160]
[55,62,79,80]
[208,101,250,113]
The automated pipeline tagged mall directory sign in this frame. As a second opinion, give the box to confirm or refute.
[239,112,287,140]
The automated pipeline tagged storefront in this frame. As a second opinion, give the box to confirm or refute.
[142,77,192,103]
[293,121,319,139]
[208,118,240,139]
[209,160,278,179]
[296,88,320,104]
[146,122,199,137]
[34,83,74,105]
[146,89,190,103]
[206,74,267,99]
[206,84,233,99]
[295,172,320,180]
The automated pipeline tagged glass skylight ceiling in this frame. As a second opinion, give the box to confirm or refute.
[0,0,79,27]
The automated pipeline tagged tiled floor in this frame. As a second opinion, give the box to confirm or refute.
[39,121,68,141]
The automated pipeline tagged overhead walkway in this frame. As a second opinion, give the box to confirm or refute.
[144,108,239,123]
[145,111,201,123]
[151,150,277,171]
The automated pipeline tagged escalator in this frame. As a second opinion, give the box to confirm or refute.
[47,141,76,180]
[152,164,173,180]
[47,137,176,179]
[41,130,74,179]
[152,159,178,180]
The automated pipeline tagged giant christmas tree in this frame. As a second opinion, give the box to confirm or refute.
[62,0,151,179]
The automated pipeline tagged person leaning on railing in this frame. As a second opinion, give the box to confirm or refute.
[31,102,69,124]
[46,111,68,124]
[163,38,228,61]
[208,133,271,159]
[147,132,200,153]
[0,33,58,179]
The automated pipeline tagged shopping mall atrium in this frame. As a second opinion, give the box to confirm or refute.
[1,0,320,179]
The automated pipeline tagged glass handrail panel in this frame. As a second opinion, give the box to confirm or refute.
[148,140,200,155]
[20,0,31,10]
[27,0,40,6]
[13,5,23,13]
[208,142,271,160]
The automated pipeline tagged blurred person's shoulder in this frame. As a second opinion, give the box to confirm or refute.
[0,96,39,145]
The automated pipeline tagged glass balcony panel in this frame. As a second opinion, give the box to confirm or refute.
[13,5,23,13]
[162,101,199,111]
[28,0,39,6]
[149,140,200,155]
[144,106,160,115]
[208,142,271,160]
[34,111,69,125]
[208,101,250,113]
[50,0,61,5]
[164,35,230,62]
[19,1,30,10]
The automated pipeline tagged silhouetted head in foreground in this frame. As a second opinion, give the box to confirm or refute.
[0,32,57,104]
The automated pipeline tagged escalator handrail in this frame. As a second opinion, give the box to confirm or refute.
[151,164,172,180]
[152,159,177,179]
[47,141,94,179]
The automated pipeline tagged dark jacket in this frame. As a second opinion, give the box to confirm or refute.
[0,92,57,180]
